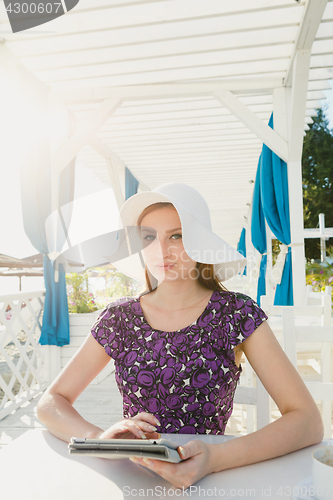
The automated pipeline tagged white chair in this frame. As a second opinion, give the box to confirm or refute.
[282,306,333,438]
[261,291,333,438]
[234,361,271,433]
[225,283,270,433]
[305,284,332,307]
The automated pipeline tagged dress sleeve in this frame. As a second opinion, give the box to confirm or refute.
[90,299,123,358]
[227,292,268,347]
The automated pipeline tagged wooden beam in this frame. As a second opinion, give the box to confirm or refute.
[304,229,333,238]
[53,99,122,175]
[215,91,289,162]
[50,79,283,104]
[272,80,308,306]
[0,42,18,73]
[294,0,328,49]
[88,136,125,208]
[286,61,308,304]
[89,135,120,162]
[287,160,307,305]
[273,87,288,142]
[0,42,47,97]
[288,49,311,163]
[89,135,150,193]
[105,158,125,210]
[284,0,328,86]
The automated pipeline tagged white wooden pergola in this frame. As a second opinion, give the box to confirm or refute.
[1,0,333,306]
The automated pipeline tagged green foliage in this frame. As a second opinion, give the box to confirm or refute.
[305,270,333,305]
[66,272,100,314]
[272,239,282,266]
[302,107,333,260]
[66,265,143,313]
[305,246,333,307]
[92,264,143,308]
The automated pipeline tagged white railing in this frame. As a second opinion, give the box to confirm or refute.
[0,290,46,420]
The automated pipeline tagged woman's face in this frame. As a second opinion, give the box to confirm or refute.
[140,205,198,283]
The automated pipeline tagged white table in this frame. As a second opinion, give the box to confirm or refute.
[0,429,332,500]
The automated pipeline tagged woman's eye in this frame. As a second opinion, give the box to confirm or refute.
[143,234,156,241]
[171,233,182,240]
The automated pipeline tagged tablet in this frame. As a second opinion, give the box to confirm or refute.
[68,437,183,463]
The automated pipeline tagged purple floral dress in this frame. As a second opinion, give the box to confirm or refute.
[91,290,267,434]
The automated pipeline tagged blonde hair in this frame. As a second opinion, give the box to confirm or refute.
[137,203,228,293]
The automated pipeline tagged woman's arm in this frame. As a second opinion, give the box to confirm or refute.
[37,334,160,443]
[209,320,324,471]
[130,321,324,487]
[37,334,111,442]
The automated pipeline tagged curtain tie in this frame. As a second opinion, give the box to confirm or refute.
[271,242,304,285]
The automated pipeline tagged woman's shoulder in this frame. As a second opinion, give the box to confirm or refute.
[211,289,257,305]
[211,289,267,317]
[91,296,139,328]
[211,289,268,346]
[104,295,138,310]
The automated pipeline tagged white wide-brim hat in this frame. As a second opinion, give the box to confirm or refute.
[112,183,246,283]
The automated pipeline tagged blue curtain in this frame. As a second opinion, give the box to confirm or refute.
[237,228,247,276]
[125,167,139,200]
[20,96,75,345]
[20,164,75,346]
[251,154,267,305]
[260,114,293,306]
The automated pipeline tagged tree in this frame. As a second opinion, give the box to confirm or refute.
[66,272,99,313]
[89,264,143,307]
[66,264,143,312]
[302,107,333,260]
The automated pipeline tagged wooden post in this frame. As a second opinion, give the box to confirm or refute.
[245,204,257,300]
[106,158,125,210]
[304,213,333,259]
[265,221,273,305]
[321,290,332,437]
[274,0,328,305]
[42,344,62,384]
[274,60,308,308]
[286,50,311,306]
[319,213,327,263]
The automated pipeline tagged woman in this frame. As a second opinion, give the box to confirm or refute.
[37,182,324,489]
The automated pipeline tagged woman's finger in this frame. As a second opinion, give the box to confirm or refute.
[130,456,184,485]
[120,415,161,438]
[133,421,159,434]
[117,420,159,440]
[99,416,162,440]
[131,412,161,427]
[129,441,213,489]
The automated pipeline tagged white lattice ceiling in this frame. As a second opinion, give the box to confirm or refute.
[0,0,332,247]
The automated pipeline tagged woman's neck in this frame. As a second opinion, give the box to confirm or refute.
[146,281,212,312]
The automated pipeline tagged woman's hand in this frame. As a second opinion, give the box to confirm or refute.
[96,412,161,440]
[129,440,217,489]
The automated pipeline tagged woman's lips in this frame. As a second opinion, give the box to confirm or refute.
[157,263,175,270]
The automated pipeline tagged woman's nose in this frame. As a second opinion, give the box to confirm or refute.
[159,240,175,260]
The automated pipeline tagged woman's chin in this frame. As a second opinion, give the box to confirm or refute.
[150,266,177,282]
